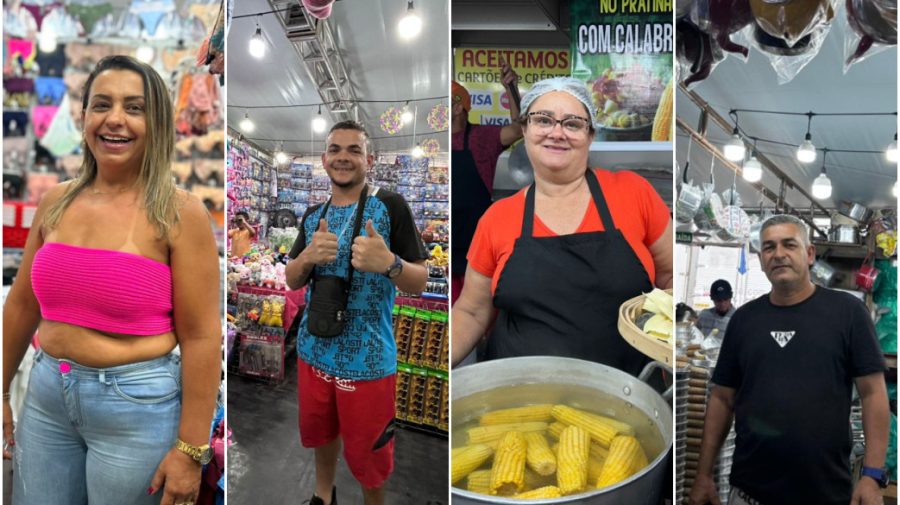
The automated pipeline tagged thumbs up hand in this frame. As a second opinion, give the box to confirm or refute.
[351,219,393,273]
[307,218,339,265]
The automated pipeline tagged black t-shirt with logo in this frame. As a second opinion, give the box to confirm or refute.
[711,287,886,505]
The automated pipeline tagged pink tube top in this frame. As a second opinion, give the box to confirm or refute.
[31,242,174,335]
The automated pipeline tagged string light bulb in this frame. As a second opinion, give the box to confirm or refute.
[796,113,816,163]
[398,1,422,40]
[275,141,288,164]
[312,105,327,133]
[135,45,154,63]
[240,112,255,133]
[742,155,762,183]
[811,150,832,200]
[411,143,424,158]
[723,127,746,161]
[248,17,266,59]
[887,133,898,163]
[401,103,413,125]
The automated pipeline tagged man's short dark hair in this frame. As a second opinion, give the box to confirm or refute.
[234,211,249,220]
[328,120,369,139]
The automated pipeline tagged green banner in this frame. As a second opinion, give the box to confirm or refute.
[571,0,673,141]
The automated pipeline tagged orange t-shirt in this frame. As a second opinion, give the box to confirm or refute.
[467,168,670,295]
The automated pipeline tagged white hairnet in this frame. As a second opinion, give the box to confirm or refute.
[520,77,596,127]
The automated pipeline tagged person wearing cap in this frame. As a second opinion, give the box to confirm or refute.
[450,76,673,376]
[451,59,523,304]
[689,214,889,505]
[697,279,736,338]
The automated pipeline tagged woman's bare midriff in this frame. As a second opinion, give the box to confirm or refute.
[38,320,177,368]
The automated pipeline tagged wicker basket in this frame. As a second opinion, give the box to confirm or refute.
[617,289,673,365]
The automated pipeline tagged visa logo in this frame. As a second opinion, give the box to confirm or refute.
[471,93,494,107]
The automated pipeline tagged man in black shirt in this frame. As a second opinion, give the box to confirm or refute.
[688,214,889,505]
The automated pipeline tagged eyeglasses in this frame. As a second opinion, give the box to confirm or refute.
[526,112,592,136]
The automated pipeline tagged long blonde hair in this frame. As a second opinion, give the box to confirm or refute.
[43,55,178,238]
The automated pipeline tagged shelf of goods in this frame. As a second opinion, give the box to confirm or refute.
[393,296,449,436]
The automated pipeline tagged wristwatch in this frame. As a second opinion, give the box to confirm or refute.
[175,438,214,465]
[384,253,403,279]
[861,466,890,488]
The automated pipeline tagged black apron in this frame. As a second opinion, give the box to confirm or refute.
[451,123,493,277]
[486,170,654,377]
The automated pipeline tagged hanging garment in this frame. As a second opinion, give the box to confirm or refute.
[67,2,114,34]
[35,76,66,105]
[40,95,81,156]
[31,105,59,138]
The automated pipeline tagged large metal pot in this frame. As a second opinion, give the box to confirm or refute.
[838,202,873,224]
[828,224,859,244]
[452,357,672,504]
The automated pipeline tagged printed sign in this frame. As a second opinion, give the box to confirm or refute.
[571,0,673,141]
[453,48,571,126]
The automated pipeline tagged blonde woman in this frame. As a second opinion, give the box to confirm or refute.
[2,55,220,505]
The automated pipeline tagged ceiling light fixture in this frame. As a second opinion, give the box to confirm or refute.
[811,149,832,200]
[275,141,288,164]
[135,44,154,63]
[411,143,424,158]
[742,141,762,183]
[398,1,422,40]
[723,112,745,162]
[312,104,327,133]
[38,31,58,53]
[796,112,817,163]
[401,102,413,125]
[887,133,898,163]
[248,16,266,59]
[240,111,255,133]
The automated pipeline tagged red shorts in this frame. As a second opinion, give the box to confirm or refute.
[297,359,397,488]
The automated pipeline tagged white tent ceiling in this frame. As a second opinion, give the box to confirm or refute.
[226,0,450,157]
[676,17,898,212]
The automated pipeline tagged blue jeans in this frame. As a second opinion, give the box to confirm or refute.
[13,349,182,505]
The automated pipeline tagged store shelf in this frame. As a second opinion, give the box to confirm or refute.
[812,241,886,260]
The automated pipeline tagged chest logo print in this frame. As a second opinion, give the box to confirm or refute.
[770,331,795,348]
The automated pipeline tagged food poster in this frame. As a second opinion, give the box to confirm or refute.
[571,0,673,141]
[452,48,571,126]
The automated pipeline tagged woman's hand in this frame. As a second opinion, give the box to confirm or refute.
[149,448,201,505]
[2,398,14,459]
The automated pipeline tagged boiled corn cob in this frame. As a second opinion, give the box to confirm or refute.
[514,486,563,499]
[556,425,591,495]
[651,79,673,141]
[478,404,555,425]
[547,421,567,440]
[596,435,648,488]
[490,431,527,495]
[467,422,548,446]
[451,444,493,484]
[550,405,633,448]
[523,432,557,476]
[466,469,492,494]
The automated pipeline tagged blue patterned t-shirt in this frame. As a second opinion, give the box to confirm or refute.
[289,187,428,381]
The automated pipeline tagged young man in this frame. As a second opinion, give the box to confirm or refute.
[697,279,735,338]
[689,215,889,505]
[228,211,255,257]
[286,121,428,505]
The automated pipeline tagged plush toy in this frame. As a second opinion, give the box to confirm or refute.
[237,264,251,285]
[269,298,285,327]
[259,299,272,326]
[247,307,260,322]
[274,263,286,290]
[261,262,276,289]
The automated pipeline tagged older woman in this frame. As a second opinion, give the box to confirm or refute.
[2,56,220,505]
[451,77,673,376]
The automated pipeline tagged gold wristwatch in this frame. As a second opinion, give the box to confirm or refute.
[175,438,214,465]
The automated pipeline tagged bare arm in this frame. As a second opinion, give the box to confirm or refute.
[856,372,889,468]
[391,259,427,295]
[649,219,674,290]
[151,193,221,502]
[2,184,67,456]
[499,57,523,147]
[849,372,890,504]
[688,384,735,505]
[451,267,495,367]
